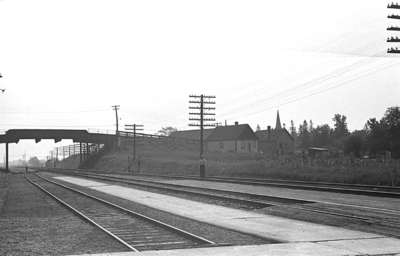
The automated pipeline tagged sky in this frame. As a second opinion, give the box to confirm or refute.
[0,0,399,161]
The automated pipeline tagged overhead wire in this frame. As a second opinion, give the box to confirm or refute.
[221,59,400,120]
[218,55,383,119]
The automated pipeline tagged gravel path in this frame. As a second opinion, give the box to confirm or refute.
[0,173,127,256]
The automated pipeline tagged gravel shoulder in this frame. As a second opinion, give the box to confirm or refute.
[0,173,127,256]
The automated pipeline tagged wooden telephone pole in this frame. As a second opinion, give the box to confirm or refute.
[125,123,143,174]
[189,94,216,178]
[112,105,120,149]
[387,2,400,53]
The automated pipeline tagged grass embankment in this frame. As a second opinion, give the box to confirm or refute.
[84,146,400,186]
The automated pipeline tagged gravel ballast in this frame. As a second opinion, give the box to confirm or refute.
[0,173,128,256]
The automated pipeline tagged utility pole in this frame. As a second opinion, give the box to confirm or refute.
[124,123,143,174]
[112,105,120,149]
[54,148,58,168]
[387,2,400,53]
[0,73,5,94]
[189,94,216,178]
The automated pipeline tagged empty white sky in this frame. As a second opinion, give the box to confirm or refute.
[0,0,399,161]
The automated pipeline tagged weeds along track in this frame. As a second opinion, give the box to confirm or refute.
[25,173,215,252]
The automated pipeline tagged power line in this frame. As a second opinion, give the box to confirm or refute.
[218,55,384,119]
[223,60,400,120]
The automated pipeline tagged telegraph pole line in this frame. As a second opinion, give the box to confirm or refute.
[387,2,400,53]
[112,105,120,149]
[189,94,216,178]
[112,105,120,134]
[125,123,143,174]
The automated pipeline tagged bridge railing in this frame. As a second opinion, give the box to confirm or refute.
[87,129,116,135]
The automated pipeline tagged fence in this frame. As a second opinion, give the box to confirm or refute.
[48,143,104,162]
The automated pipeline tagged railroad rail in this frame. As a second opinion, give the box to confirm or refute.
[137,173,400,198]
[38,168,400,238]
[25,173,216,252]
[35,167,400,197]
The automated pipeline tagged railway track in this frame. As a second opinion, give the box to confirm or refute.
[137,173,400,198]
[25,173,216,252]
[40,169,400,236]
[36,167,400,197]
[86,173,400,237]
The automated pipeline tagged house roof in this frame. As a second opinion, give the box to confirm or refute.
[206,124,257,141]
[255,128,294,141]
[169,129,213,140]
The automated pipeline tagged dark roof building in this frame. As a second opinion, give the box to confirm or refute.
[169,129,213,141]
[207,123,257,141]
[206,122,258,153]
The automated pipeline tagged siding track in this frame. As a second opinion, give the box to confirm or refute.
[25,173,215,252]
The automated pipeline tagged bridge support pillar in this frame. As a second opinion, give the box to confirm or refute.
[5,143,9,172]
[79,142,83,164]
[86,143,89,159]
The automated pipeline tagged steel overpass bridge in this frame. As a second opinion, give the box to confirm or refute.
[0,129,117,171]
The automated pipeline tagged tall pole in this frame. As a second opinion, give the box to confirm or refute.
[112,105,120,149]
[387,2,400,54]
[133,124,136,161]
[200,95,204,159]
[79,142,83,164]
[189,94,216,178]
[5,143,9,172]
[0,73,5,94]
[54,147,58,168]
[125,123,143,174]
[1,75,7,171]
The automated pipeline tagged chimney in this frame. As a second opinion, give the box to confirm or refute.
[235,121,239,126]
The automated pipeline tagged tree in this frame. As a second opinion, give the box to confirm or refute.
[365,117,387,155]
[256,124,261,131]
[332,114,349,139]
[28,156,41,167]
[289,120,297,138]
[381,107,400,157]
[344,130,367,157]
[157,126,178,136]
[298,120,310,149]
[331,114,349,150]
[311,124,332,147]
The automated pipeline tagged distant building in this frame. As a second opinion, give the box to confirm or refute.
[255,111,294,156]
[206,122,258,153]
[308,147,329,158]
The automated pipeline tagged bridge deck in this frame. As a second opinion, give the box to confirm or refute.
[0,129,115,144]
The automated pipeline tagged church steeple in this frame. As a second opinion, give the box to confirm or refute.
[275,110,282,130]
